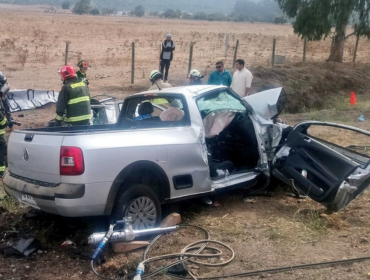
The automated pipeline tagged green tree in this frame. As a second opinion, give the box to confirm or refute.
[72,0,92,14]
[132,5,145,17]
[61,1,70,9]
[90,8,100,15]
[276,0,370,62]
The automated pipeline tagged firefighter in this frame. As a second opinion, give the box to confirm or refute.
[188,69,204,85]
[76,60,90,86]
[148,70,172,90]
[55,65,91,126]
[0,72,16,176]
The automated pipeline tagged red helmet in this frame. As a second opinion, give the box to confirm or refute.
[58,65,76,81]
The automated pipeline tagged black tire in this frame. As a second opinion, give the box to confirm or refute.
[112,184,161,230]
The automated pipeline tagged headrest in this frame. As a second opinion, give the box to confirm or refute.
[138,102,153,115]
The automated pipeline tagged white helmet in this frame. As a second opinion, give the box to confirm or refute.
[188,69,204,78]
[150,70,163,82]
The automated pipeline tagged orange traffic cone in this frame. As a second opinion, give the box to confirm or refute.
[350,92,356,105]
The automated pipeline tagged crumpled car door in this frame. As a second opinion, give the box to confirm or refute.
[273,122,370,211]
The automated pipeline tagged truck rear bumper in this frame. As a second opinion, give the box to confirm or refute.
[3,172,109,217]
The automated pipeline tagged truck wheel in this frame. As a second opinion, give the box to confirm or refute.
[113,184,161,230]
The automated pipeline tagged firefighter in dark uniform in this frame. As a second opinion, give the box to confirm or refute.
[76,60,90,86]
[55,65,91,126]
[0,72,16,176]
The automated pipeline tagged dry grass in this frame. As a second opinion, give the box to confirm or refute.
[0,182,20,213]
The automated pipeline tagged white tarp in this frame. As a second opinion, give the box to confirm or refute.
[7,89,59,112]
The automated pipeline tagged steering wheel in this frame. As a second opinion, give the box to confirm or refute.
[234,112,245,123]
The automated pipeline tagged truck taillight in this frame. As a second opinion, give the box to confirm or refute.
[60,146,84,176]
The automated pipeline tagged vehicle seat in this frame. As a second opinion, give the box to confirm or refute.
[136,102,160,121]
[160,108,184,121]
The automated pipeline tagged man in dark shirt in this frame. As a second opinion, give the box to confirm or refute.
[160,34,175,82]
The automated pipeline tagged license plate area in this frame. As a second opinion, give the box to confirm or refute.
[20,193,37,205]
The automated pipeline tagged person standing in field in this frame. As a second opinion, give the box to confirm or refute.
[55,65,91,126]
[207,61,232,87]
[76,60,91,86]
[160,34,175,82]
[230,59,253,97]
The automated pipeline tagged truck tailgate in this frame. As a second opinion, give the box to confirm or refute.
[7,131,64,184]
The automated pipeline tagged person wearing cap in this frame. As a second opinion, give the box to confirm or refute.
[188,69,204,85]
[76,60,91,86]
[160,34,175,82]
[207,61,232,87]
[148,70,172,90]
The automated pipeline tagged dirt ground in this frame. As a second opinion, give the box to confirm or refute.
[1,5,370,280]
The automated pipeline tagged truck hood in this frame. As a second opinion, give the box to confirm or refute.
[243,87,287,119]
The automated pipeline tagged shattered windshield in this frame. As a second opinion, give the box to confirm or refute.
[196,90,246,112]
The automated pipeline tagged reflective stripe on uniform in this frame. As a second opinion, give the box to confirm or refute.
[0,118,7,126]
[68,96,90,105]
[65,114,91,122]
[0,129,5,135]
[70,81,86,89]
[0,166,5,172]
[55,115,63,121]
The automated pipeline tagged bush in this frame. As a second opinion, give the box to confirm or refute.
[274,16,287,24]
[72,0,91,14]
[132,5,145,17]
[90,8,100,15]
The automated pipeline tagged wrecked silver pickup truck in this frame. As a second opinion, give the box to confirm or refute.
[3,86,370,229]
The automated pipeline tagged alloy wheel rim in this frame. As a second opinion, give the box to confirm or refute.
[125,196,157,230]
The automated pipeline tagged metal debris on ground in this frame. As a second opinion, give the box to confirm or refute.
[2,238,41,258]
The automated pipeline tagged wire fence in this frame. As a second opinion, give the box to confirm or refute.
[69,32,366,84]
[1,13,370,87]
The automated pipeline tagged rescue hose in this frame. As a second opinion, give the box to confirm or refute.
[90,224,370,280]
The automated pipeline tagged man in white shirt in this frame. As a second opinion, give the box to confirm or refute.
[231,59,253,97]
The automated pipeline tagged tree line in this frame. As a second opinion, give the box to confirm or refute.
[63,0,287,24]
[64,0,370,62]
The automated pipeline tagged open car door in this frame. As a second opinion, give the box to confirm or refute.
[273,122,370,211]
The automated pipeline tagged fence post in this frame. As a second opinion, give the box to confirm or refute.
[131,41,135,84]
[224,33,229,57]
[272,38,276,66]
[188,42,195,74]
[353,35,360,63]
[303,37,307,62]
[64,41,70,65]
[232,40,239,68]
